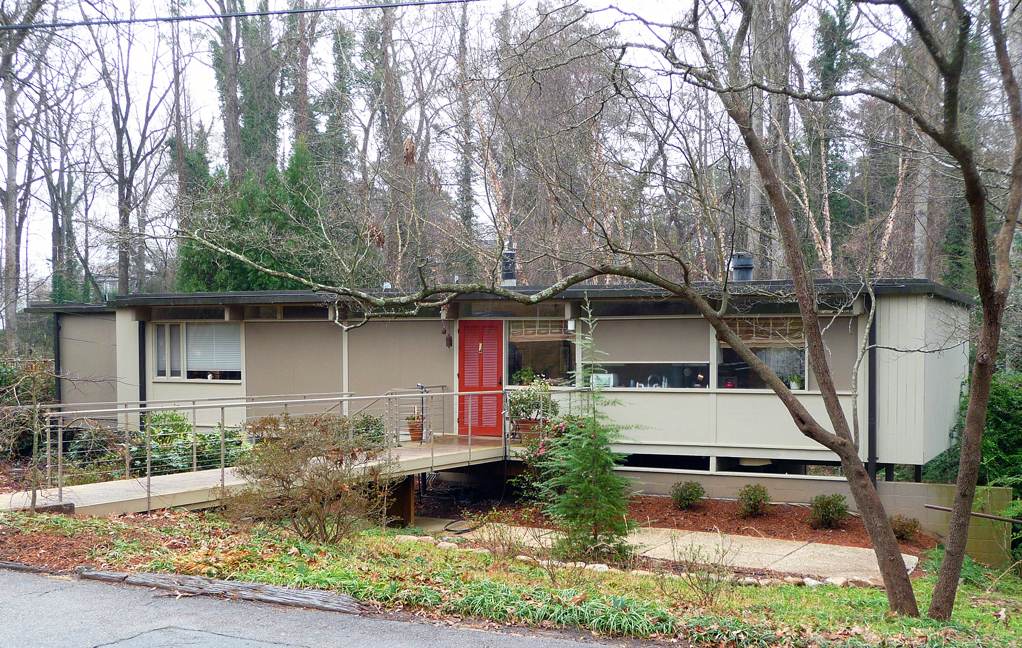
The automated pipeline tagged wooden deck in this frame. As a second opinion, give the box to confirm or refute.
[1,435,508,516]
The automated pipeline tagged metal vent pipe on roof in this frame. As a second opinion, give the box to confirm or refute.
[501,248,517,287]
[731,252,754,281]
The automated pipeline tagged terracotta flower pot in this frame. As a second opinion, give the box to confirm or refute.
[406,420,423,442]
[516,418,541,440]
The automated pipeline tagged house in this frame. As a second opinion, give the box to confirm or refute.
[30,278,972,482]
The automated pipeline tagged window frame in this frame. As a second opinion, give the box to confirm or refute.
[716,317,808,391]
[153,321,244,383]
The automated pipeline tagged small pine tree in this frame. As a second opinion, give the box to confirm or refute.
[537,299,633,561]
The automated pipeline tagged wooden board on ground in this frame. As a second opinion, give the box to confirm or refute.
[80,570,362,615]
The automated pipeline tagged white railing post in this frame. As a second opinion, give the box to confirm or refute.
[57,416,63,503]
[145,412,152,514]
[220,406,226,494]
[192,401,198,471]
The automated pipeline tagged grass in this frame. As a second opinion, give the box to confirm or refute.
[1,510,1019,646]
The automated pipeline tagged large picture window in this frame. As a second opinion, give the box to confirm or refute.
[594,363,710,388]
[717,317,805,389]
[154,322,242,381]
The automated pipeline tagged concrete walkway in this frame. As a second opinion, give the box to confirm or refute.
[418,518,918,582]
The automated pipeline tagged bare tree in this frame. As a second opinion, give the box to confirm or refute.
[85,2,173,295]
[0,0,48,350]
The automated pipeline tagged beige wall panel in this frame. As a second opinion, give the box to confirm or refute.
[599,391,716,445]
[148,381,246,427]
[808,317,858,392]
[715,392,851,450]
[348,320,453,396]
[593,318,709,363]
[876,295,927,464]
[59,313,117,407]
[245,322,344,418]
[115,309,141,408]
[347,320,455,433]
[923,298,970,463]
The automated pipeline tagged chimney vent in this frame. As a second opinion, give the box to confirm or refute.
[501,249,517,287]
[731,252,754,281]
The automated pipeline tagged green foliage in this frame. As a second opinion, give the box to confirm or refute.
[921,546,988,588]
[177,142,382,293]
[1003,499,1022,570]
[736,484,771,518]
[133,412,249,476]
[531,304,633,561]
[808,493,848,529]
[669,480,705,510]
[924,373,1022,498]
[889,514,920,541]
[536,414,633,561]
[504,376,559,420]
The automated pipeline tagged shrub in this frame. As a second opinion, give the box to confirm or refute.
[889,514,921,541]
[736,484,771,518]
[230,413,396,543]
[808,493,848,529]
[669,480,706,510]
[538,414,633,561]
[131,412,249,476]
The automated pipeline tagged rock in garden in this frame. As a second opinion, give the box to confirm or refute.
[516,555,538,564]
[416,536,437,545]
[394,535,420,543]
[436,542,458,550]
[584,563,610,572]
[758,578,782,587]
[783,576,804,586]
[847,577,873,588]
[804,577,824,587]
[738,577,760,587]
[824,576,848,588]
[630,569,653,577]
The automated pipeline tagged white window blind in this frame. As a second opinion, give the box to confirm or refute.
[185,323,241,371]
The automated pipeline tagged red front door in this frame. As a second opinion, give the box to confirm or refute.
[459,320,503,436]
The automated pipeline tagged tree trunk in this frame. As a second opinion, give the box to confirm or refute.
[3,77,19,350]
[218,2,244,185]
[912,154,932,279]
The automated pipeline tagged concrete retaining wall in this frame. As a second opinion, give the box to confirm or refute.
[620,468,1014,567]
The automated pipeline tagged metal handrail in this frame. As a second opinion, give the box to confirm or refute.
[45,389,509,418]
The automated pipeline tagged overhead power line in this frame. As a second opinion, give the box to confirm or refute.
[0,0,486,32]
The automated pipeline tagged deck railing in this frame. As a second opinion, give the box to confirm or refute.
[7,387,595,513]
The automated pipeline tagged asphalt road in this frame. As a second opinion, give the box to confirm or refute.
[0,568,607,648]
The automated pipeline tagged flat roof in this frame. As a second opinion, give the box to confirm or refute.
[26,278,976,314]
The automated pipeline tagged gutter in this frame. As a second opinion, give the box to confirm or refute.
[52,313,61,403]
[866,293,878,485]
[138,322,147,405]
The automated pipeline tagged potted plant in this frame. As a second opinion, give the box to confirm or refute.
[786,373,804,390]
[505,376,559,439]
[406,412,424,443]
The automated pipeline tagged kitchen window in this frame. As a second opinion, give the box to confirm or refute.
[717,317,805,389]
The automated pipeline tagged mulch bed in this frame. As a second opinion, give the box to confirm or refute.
[0,460,29,494]
[418,492,939,556]
[0,526,115,572]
